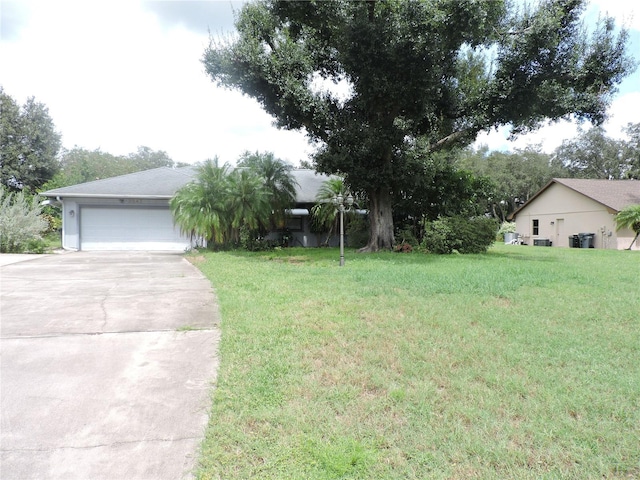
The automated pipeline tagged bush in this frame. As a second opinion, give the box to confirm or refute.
[346,215,369,248]
[0,186,49,253]
[422,216,498,254]
[239,225,275,251]
[497,221,517,241]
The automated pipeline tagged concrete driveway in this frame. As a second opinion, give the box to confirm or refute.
[0,252,220,479]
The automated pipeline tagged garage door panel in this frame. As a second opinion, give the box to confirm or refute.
[80,207,190,251]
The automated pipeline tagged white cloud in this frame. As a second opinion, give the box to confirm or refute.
[1,0,638,166]
[0,0,311,166]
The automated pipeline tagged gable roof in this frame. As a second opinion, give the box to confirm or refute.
[40,167,198,199]
[512,178,640,218]
[40,166,335,203]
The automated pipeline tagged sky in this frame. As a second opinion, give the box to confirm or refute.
[1,0,639,167]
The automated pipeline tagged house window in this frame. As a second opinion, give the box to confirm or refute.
[286,216,304,232]
[532,219,539,235]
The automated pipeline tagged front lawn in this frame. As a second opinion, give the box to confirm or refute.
[192,244,639,479]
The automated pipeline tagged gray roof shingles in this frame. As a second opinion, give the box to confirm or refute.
[40,167,334,203]
[553,178,640,212]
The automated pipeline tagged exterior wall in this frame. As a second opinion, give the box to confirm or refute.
[267,212,338,247]
[514,183,621,249]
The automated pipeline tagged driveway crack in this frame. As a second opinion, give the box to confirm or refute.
[0,436,201,453]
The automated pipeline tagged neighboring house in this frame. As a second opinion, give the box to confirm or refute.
[510,178,640,250]
[40,167,336,251]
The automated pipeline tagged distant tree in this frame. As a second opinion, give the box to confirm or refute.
[552,126,629,179]
[615,204,640,250]
[203,0,634,251]
[0,88,61,191]
[127,146,186,170]
[621,123,640,179]
[41,146,184,190]
[457,147,564,221]
[0,185,48,252]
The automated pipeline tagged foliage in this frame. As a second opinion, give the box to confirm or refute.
[0,185,48,253]
[395,147,495,239]
[203,0,634,251]
[171,159,232,245]
[497,221,517,241]
[614,204,640,250]
[622,123,640,179]
[170,155,297,249]
[41,146,186,191]
[422,216,498,254]
[552,124,639,179]
[456,146,565,221]
[237,151,298,229]
[345,215,369,249]
[310,177,361,246]
[0,88,62,192]
[193,245,640,479]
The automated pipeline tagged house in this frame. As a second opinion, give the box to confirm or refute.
[510,178,640,250]
[40,167,336,251]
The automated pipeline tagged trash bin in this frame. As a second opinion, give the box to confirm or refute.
[578,233,595,248]
[568,235,580,248]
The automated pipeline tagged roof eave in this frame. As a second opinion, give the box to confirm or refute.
[40,193,174,200]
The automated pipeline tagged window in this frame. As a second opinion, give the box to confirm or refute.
[532,219,539,235]
[286,216,304,232]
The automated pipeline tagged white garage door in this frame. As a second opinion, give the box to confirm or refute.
[80,207,190,251]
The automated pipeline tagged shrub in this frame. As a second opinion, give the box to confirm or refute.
[394,242,413,253]
[346,215,369,248]
[239,225,275,251]
[497,221,517,241]
[422,216,498,254]
[0,186,49,253]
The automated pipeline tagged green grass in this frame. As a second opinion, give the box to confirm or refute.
[192,244,640,479]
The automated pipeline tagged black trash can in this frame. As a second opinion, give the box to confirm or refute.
[579,233,595,248]
[568,235,580,248]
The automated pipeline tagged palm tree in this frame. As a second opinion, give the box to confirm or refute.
[615,204,640,250]
[170,158,232,245]
[237,151,298,228]
[311,177,357,245]
[226,169,273,240]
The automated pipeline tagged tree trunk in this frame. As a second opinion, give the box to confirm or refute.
[359,188,395,252]
[627,232,639,250]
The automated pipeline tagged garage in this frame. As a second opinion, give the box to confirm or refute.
[80,206,190,251]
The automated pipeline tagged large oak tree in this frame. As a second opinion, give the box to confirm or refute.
[203,0,634,251]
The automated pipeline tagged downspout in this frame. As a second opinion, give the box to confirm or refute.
[56,196,66,250]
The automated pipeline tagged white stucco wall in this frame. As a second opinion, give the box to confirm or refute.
[514,183,622,249]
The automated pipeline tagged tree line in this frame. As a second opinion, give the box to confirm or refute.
[1,87,186,193]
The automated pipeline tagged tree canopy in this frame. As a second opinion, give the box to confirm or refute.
[0,88,62,192]
[552,124,640,179]
[456,146,565,221]
[203,0,634,251]
[41,146,187,191]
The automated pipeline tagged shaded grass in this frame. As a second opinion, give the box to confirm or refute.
[193,245,640,479]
